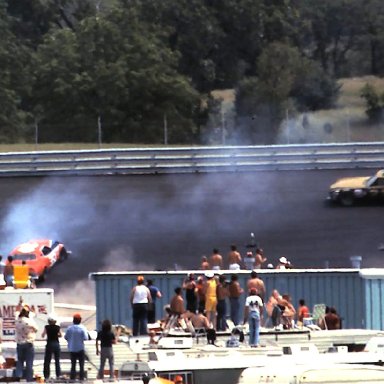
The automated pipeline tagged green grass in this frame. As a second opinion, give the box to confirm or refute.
[1,76,383,152]
[213,76,384,143]
[310,76,384,142]
[0,143,170,153]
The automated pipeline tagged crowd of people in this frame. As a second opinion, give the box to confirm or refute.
[13,297,117,382]
[199,245,294,271]
[9,241,341,382]
[129,263,342,350]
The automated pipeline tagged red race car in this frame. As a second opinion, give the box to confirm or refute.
[10,239,70,282]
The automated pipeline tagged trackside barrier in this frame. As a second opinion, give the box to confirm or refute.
[0,142,383,176]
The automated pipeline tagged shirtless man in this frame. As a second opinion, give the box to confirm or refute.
[199,256,210,270]
[183,309,210,329]
[266,289,284,327]
[170,287,185,316]
[247,270,266,301]
[228,244,242,270]
[210,249,223,270]
[254,248,267,269]
[280,294,296,328]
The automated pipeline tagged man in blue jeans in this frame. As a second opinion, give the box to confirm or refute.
[15,303,38,381]
[65,313,89,380]
[243,288,263,347]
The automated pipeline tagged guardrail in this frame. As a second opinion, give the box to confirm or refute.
[0,142,383,176]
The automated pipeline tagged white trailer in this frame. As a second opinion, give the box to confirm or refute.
[0,288,54,341]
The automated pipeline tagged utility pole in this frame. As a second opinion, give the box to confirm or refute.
[164,113,168,145]
[286,108,290,144]
[34,119,39,151]
[97,115,102,148]
[221,107,226,145]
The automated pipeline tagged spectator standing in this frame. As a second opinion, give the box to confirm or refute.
[130,276,151,336]
[210,249,223,271]
[254,248,267,269]
[204,272,218,329]
[281,294,296,328]
[247,271,266,301]
[42,315,62,380]
[64,313,89,381]
[182,273,197,313]
[4,255,14,286]
[228,245,242,270]
[14,301,38,382]
[199,256,210,270]
[216,274,229,331]
[0,255,5,275]
[276,256,290,270]
[297,299,310,324]
[321,306,341,330]
[96,319,116,380]
[265,289,284,327]
[228,274,244,326]
[146,279,162,324]
[243,288,263,347]
[196,276,206,313]
[243,251,255,270]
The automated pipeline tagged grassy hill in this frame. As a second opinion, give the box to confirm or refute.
[213,76,384,144]
[0,77,383,153]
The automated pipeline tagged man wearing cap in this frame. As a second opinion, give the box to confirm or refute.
[42,315,62,380]
[130,275,152,336]
[65,313,90,381]
[14,301,38,382]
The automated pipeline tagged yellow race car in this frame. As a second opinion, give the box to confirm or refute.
[327,169,384,206]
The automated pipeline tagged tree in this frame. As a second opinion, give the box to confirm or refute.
[299,0,362,76]
[31,3,202,143]
[291,61,340,111]
[234,42,338,144]
[360,83,384,123]
[0,1,31,142]
[358,0,384,75]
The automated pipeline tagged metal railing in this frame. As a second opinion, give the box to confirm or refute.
[0,142,383,176]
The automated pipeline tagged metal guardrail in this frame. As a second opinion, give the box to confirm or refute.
[0,142,383,176]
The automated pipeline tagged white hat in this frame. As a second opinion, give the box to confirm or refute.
[205,271,214,278]
[48,313,57,322]
[279,257,288,264]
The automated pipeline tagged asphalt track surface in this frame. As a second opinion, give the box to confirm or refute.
[0,168,383,295]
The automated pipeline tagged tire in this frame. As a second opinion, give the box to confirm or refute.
[340,192,354,207]
[59,247,68,262]
[38,268,47,283]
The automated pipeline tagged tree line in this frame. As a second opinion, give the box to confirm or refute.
[1,0,384,145]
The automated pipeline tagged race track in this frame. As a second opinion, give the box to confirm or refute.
[0,168,383,300]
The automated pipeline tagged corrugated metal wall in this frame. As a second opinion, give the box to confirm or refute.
[360,270,384,330]
[90,269,370,330]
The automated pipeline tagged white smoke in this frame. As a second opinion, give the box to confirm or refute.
[0,178,98,256]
